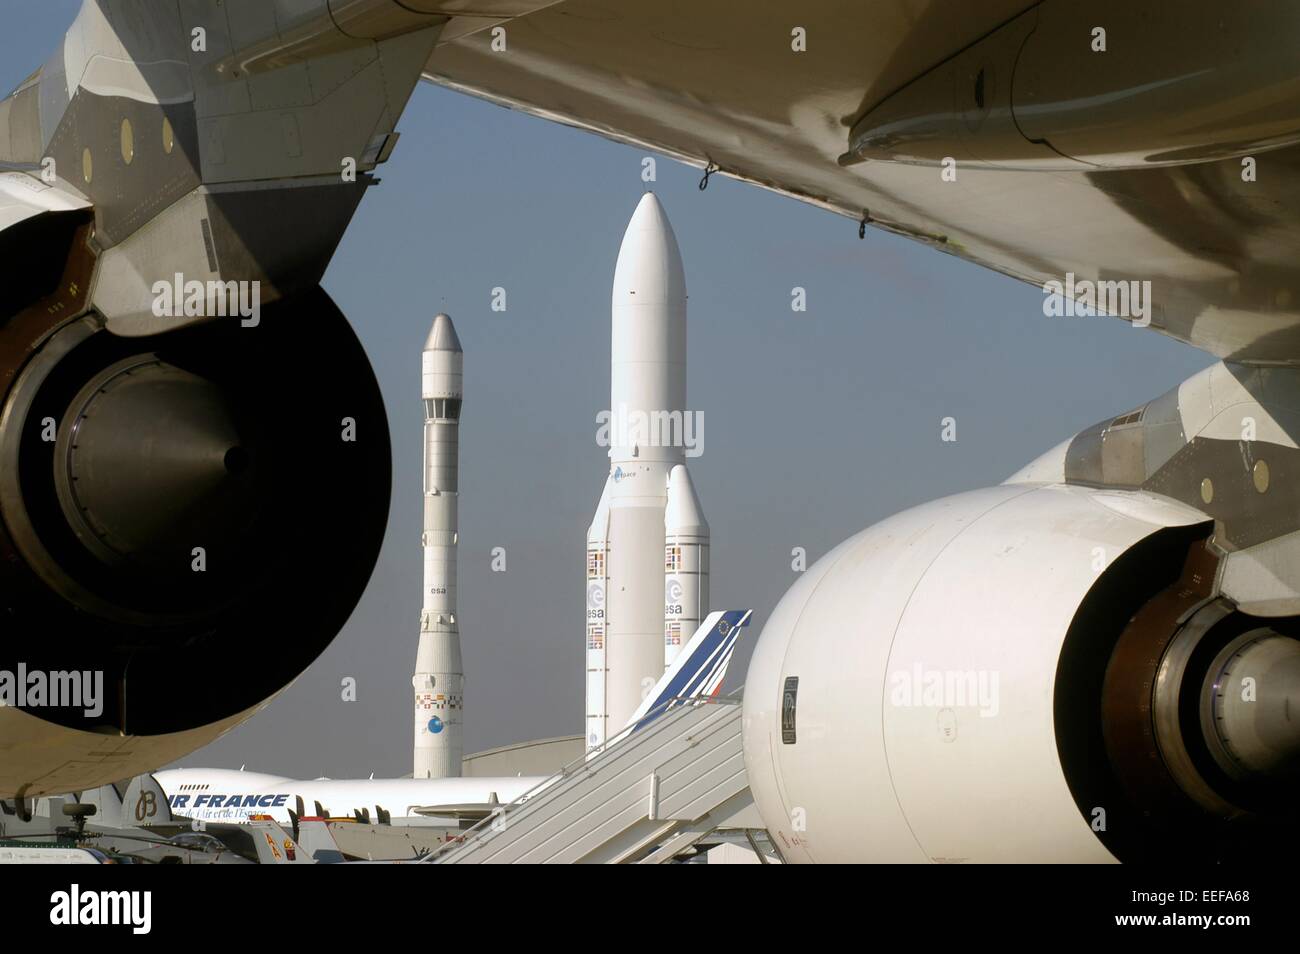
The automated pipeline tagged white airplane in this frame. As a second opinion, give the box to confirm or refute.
[152,768,541,827]
[4,1,1300,865]
[155,611,750,826]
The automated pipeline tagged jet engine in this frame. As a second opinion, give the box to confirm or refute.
[0,258,390,799]
[743,483,1300,863]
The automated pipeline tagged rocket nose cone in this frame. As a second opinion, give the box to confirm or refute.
[614,192,685,303]
[627,191,670,232]
[425,312,463,353]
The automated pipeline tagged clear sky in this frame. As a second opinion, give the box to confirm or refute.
[6,3,1211,778]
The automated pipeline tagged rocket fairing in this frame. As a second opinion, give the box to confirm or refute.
[586,193,710,752]
[414,313,465,779]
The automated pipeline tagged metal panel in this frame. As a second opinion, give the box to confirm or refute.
[423,0,1300,362]
[435,699,752,864]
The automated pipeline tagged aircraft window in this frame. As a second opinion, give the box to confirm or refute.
[174,833,222,851]
[1110,409,1144,427]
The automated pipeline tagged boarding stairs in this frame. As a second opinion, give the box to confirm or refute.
[431,694,778,864]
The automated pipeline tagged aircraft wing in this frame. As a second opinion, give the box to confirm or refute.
[0,171,89,232]
[422,0,1300,363]
[411,801,499,821]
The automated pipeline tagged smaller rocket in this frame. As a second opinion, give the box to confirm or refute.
[664,464,709,667]
[414,313,464,779]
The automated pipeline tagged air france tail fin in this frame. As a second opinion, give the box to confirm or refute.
[624,609,752,733]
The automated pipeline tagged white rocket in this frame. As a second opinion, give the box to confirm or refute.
[414,313,465,778]
[586,193,709,752]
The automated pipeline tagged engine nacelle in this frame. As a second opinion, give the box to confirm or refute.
[743,483,1300,863]
[0,285,390,799]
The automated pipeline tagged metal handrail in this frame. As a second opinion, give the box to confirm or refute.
[425,687,744,860]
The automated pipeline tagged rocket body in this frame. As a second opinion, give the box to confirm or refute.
[664,463,709,666]
[586,193,709,751]
[414,313,464,779]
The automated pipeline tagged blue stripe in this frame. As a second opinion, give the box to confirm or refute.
[633,610,750,731]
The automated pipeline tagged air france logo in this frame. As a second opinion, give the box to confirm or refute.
[167,792,290,810]
[50,885,151,935]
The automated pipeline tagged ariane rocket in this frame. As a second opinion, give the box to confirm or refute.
[586,193,710,751]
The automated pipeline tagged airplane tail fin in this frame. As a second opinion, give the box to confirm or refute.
[79,780,126,829]
[623,609,752,733]
[244,819,314,864]
[295,819,345,863]
[120,773,173,827]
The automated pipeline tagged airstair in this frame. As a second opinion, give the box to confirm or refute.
[431,695,779,864]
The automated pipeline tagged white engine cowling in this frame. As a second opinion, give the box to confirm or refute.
[742,483,1215,863]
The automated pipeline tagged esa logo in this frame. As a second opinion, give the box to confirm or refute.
[665,579,683,616]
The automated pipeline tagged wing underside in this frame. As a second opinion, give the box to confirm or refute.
[422,0,1300,363]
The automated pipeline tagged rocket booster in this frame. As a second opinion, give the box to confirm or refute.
[414,313,464,779]
[586,193,709,751]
